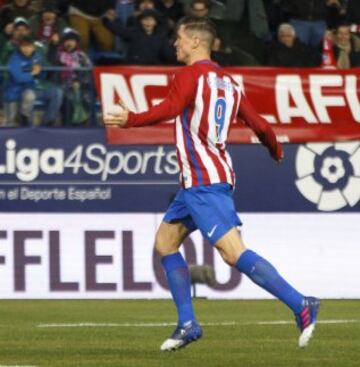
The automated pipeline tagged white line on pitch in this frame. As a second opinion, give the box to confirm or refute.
[0,365,37,367]
[37,319,359,328]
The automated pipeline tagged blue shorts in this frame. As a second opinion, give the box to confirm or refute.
[163,183,242,245]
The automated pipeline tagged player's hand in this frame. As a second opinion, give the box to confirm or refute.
[104,101,130,128]
[269,143,284,162]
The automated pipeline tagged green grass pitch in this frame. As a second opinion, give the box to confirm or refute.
[0,299,359,367]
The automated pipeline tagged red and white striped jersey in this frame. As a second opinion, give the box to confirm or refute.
[127,60,281,188]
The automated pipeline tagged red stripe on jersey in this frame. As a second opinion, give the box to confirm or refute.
[187,107,211,185]
[219,148,234,186]
[229,84,240,133]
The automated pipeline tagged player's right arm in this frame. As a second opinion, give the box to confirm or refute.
[104,67,197,128]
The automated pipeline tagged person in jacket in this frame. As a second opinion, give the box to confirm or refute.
[103,8,176,64]
[0,16,31,65]
[332,21,360,68]
[267,23,320,67]
[3,35,63,126]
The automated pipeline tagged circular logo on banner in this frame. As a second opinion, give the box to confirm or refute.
[295,143,360,211]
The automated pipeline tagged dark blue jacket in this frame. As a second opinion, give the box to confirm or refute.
[4,49,43,102]
[103,14,176,65]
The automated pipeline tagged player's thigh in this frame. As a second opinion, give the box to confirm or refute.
[183,183,242,245]
[155,221,190,256]
[214,227,247,266]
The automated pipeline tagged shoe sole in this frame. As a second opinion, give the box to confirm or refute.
[160,334,202,352]
[299,323,315,347]
[298,300,320,348]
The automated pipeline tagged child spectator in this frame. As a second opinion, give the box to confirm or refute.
[3,35,63,126]
[0,16,31,64]
[55,27,92,125]
[103,8,176,64]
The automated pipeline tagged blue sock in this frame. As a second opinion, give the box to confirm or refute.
[161,252,196,326]
[236,250,304,313]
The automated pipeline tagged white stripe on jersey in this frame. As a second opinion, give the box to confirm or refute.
[206,72,233,184]
[224,149,235,185]
[176,115,192,185]
[222,76,235,143]
[190,75,220,184]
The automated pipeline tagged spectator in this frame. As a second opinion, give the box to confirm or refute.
[30,0,44,12]
[0,0,35,38]
[155,0,184,32]
[332,22,360,68]
[188,0,209,17]
[3,36,63,126]
[67,0,115,51]
[55,28,92,125]
[280,0,340,48]
[29,0,67,52]
[267,23,320,67]
[104,8,176,64]
[0,16,31,64]
[126,0,157,27]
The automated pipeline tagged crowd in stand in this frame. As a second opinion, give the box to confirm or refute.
[0,0,360,127]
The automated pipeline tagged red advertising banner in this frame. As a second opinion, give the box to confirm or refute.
[93,66,360,144]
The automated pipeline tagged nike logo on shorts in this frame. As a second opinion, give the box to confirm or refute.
[207,225,218,238]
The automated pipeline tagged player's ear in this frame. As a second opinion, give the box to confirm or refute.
[192,35,201,49]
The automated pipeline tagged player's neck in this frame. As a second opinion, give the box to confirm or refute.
[187,52,211,65]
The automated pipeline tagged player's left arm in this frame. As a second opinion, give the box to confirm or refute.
[238,93,283,162]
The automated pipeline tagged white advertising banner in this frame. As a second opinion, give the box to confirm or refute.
[0,213,359,299]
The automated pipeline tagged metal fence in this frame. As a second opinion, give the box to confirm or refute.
[0,66,101,127]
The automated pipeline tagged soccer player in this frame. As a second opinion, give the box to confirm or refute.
[104,16,320,351]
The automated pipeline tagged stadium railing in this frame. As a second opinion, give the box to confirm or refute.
[0,65,100,127]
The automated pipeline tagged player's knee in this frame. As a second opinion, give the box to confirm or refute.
[217,245,245,267]
[154,230,178,256]
[220,251,238,267]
